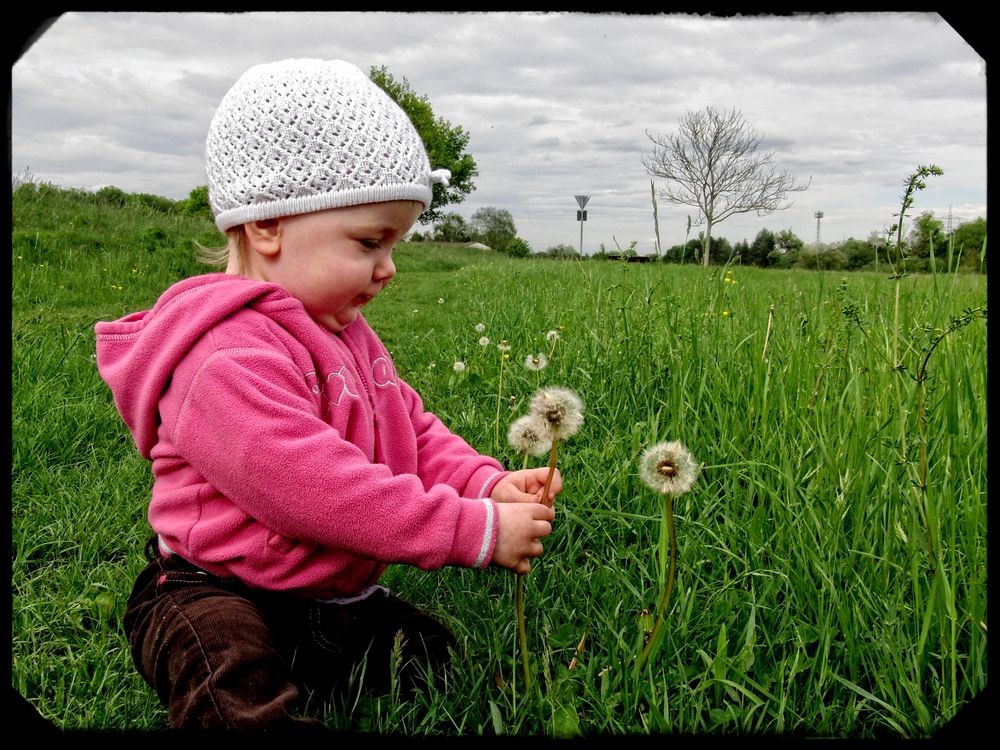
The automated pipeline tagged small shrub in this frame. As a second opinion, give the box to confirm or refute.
[504,237,532,258]
[95,186,129,207]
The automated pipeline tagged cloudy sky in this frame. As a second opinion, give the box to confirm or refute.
[12,11,986,255]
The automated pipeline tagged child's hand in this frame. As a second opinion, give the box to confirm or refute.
[491,468,563,506]
[492,501,555,575]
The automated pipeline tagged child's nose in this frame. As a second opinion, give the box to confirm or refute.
[374,254,395,281]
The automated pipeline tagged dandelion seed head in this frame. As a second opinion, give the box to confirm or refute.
[639,441,699,497]
[479,336,490,347]
[546,330,560,341]
[529,387,584,441]
[438,298,445,304]
[507,414,552,457]
[475,323,486,333]
[497,340,511,352]
[452,361,466,373]
[524,353,548,371]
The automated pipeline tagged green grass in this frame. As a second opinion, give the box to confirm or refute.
[11,183,987,735]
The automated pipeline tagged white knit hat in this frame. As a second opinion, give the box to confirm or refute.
[206,58,450,232]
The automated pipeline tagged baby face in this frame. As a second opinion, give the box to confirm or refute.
[249,200,423,332]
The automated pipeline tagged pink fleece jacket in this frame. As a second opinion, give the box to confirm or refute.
[95,273,507,598]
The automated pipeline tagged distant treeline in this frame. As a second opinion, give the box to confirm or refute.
[13,178,986,273]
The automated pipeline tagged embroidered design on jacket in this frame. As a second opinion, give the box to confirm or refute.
[306,366,361,414]
[371,356,398,388]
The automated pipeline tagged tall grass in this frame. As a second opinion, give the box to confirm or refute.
[11,183,987,736]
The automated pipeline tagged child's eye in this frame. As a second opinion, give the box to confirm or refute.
[360,239,381,250]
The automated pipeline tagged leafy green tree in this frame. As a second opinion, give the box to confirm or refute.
[95,185,128,207]
[774,228,804,254]
[470,207,516,251]
[950,217,986,271]
[545,243,579,258]
[643,106,809,266]
[841,237,876,270]
[702,234,734,265]
[746,228,776,267]
[951,217,986,253]
[369,66,478,225]
[663,237,704,264]
[731,238,750,263]
[768,228,804,268]
[432,212,472,242]
[181,185,213,219]
[796,245,847,271]
[504,237,532,258]
[907,211,947,259]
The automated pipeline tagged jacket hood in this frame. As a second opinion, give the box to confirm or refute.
[95,273,293,458]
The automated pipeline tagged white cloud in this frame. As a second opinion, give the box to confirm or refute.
[12,11,986,253]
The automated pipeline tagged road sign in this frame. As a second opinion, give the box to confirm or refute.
[575,195,590,209]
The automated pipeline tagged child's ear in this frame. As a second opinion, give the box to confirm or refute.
[244,219,282,257]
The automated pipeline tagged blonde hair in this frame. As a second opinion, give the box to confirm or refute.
[195,227,248,275]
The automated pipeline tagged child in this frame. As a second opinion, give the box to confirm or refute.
[95,58,560,732]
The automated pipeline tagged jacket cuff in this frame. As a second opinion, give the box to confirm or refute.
[448,497,498,569]
[466,466,508,501]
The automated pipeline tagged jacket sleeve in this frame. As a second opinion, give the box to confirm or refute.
[170,346,497,570]
[396,376,509,501]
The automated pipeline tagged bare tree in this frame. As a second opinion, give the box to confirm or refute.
[643,107,809,266]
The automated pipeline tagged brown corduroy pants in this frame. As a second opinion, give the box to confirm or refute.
[123,541,457,731]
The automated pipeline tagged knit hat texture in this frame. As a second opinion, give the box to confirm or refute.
[206,58,449,232]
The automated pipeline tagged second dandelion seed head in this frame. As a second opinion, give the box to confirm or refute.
[507,414,552,457]
[529,387,584,441]
[639,441,699,497]
[525,353,548,371]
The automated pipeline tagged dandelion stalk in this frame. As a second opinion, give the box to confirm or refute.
[507,388,584,693]
[634,441,699,676]
[637,493,677,672]
[539,440,559,507]
[515,566,531,690]
[507,414,552,692]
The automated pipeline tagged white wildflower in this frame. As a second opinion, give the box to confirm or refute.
[524,353,548,371]
[638,441,699,497]
[507,414,552,457]
[529,387,584,442]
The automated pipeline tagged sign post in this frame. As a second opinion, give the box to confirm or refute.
[575,195,590,255]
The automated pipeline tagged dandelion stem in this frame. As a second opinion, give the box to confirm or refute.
[539,440,560,507]
[637,494,677,673]
[515,574,532,690]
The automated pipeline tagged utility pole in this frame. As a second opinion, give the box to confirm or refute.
[814,211,824,246]
[575,195,590,255]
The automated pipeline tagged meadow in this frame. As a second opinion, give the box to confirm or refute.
[10,182,988,736]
